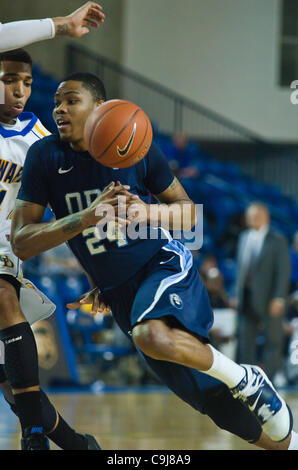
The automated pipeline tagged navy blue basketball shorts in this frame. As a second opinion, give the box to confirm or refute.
[103,240,226,413]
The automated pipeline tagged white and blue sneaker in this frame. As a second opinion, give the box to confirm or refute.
[231,365,293,442]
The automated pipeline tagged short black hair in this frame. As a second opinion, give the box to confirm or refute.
[63,73,106,102]
[0,48,32,67]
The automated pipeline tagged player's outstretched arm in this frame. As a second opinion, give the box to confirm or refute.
[53,1,105,38]
[0,2,105,52]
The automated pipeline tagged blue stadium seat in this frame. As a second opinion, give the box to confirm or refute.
[33,276,58,302]
[57,276,86,305]
[66,309,135,364]
[219,258,237,291]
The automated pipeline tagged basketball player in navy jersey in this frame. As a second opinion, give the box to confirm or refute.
[10,73,298,450]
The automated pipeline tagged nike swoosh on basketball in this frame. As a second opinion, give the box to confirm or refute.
[58,166,73,174]
[117,123,137,157]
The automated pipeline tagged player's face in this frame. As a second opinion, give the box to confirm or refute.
[53,81,102,151]
[0,61,32,124]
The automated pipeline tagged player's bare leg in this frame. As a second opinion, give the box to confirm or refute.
[132,318,293,444]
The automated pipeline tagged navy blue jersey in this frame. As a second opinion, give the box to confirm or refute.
[18,134,175,291]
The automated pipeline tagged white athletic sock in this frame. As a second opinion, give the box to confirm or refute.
[204,344,246,388]
[288,431,298,450]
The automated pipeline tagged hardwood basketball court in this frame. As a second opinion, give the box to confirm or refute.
[0,387,297,450]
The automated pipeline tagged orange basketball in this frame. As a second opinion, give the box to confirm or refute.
[84,99,153,168]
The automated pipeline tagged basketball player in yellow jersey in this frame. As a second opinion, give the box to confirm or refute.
[0,48,101,450]
[0,2,105,53]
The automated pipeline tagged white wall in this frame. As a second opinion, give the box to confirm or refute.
[122,0,298,142]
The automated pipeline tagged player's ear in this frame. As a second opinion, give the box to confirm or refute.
[95,99,104,108]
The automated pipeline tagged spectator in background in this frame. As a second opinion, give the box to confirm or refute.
[290,232,298,293]
[235,202,290,381]
[204,267,231,309]
[164,132,199,178]
[199,254,218,284]
[204,266,235,352]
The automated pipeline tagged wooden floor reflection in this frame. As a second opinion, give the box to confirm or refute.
[1,389,298,450]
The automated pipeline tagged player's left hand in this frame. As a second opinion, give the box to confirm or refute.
[66,287,111,316]
[54,2,105,38]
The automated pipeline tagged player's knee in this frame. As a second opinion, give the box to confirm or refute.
[132,319,175,360]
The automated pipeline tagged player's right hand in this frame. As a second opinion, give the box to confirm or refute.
[82,181,135,228]
[66,287,111,316]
